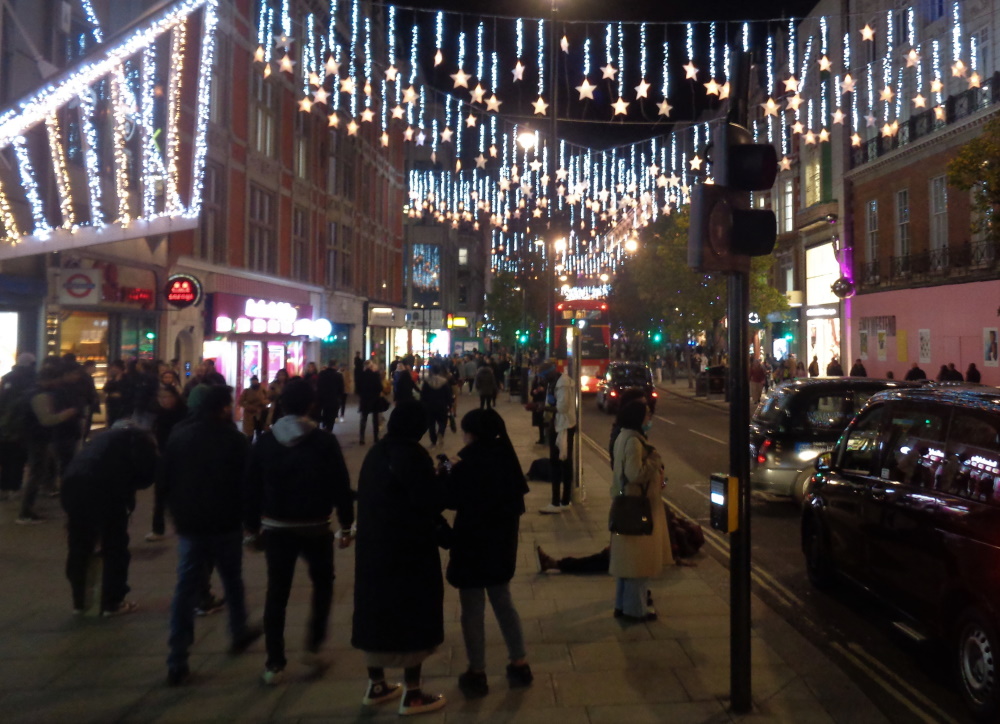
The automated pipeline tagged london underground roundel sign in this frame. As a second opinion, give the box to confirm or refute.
[165,274,202,309]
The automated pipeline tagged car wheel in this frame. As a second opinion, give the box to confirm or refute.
[803,517,834,589]
[956,607,1000,720]
[792,469,812,507]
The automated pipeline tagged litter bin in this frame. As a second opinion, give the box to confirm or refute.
[695,366,727,396]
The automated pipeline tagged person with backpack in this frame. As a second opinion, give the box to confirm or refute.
[244,378,355,685]
[0,353,36,501]
[474,364,497,410]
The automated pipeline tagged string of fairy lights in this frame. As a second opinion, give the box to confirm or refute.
[0,0,992,288]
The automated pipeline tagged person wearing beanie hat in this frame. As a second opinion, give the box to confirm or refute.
[352,400,446,715]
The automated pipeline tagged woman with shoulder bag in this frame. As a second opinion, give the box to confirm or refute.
[609,400,672,622]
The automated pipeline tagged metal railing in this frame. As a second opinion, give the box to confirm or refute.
[864,241,998,290]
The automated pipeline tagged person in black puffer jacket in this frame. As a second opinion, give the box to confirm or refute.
[161,385,258,687]
[420,364,454,448]
[244,378,355,685]
[352,401,447,716]
[442,409,532,699]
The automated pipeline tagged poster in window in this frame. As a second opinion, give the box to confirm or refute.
[985,328,999,368]
[859,330,868,360]
[877,330,887,361]
[919,329,931,364]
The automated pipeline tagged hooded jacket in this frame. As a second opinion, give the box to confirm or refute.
[244,416,354,532]
[420,373,453,414]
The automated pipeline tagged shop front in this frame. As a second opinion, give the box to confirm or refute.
[367,305,406,372]
[204,292,332,391]
[804,241,843,373]
[49,265,160,389]
[0,273,46,370]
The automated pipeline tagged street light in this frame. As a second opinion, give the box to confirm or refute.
[517,130,537,150]
[545,0,560,359]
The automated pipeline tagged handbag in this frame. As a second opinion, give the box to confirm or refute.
[374,395,390,413]
[608,472,653,536]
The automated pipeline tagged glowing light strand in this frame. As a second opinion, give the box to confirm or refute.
[45,114,74,229]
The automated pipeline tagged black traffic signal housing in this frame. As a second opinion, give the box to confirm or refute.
[688,123,778,273]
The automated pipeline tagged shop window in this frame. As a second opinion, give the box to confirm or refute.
[248,184,277,274]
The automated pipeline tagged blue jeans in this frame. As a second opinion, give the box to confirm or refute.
[615,577,649,618]
[167,532,249,671]
[458,584,526,671]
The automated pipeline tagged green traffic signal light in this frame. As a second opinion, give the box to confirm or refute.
[653,332,663,343]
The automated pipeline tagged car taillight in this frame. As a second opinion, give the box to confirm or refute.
[609,390,618,397]
[757,438,774,465]
[650,391,658,398]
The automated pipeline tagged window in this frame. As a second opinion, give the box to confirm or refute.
[209,36,229,125]
[866,199,879,263]
[458,247,468,266]
[893,8,914,47]
[838,405,887,474]
[895,189,910,257]
[252,74,276,157]
[947,410,1000,503]
[292,206,308,281]
[791,393,852,435]
[247,185,276,273]
[782,178,794,233]
[295,113,309,179]
[930,175,948,256]
[327,129,340,194]
[197,163,227,264]
[923,0,946,23]
[458,284,468,305]
[325,221,338,287]
[804,152,821,207]
[972,28,990,76]
[883,404,948,487]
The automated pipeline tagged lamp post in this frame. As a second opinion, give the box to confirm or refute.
[545,0,559,360]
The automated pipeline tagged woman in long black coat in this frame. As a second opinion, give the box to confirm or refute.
[352,401,447,716]
[444,409,533,698]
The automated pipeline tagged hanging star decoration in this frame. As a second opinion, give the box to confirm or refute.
[489,144,498,158]
[689,155,703,171]
[906,49,921,68]
[683,61,699,80]
[804,130,816,144]
[635,79,651,99]
[385,65,399,82]
[860,25,875,41]
[704,78,721,96]
[818,55,832,72]
[931,78,943,93]
[851,133,861,146]
[778,156,792,171]
[881,122,893,137]
[403,86,417,104]
[879,85,894,102]
[486,95,502,112]
[440,127,453,143]
[952,60,967,77]
[912,93,926,108]
[934,105,946,120]
[555,168,568,181]
[403,126,414,141]
[612,97,630,115]
[532,97,549,115]
[298,97,312,113]
[841,74,855,93]
[819,128,830,142]
[361,108,374,122]
[327,113,338,127]
[313,87,329,105]
[657,98,673,116]
[340,77,355,94]
[783,75,799,93]
[254,46,266,63]
[601,63,618,80]
[380,132,389,147]
[416,131,426,146]
[325,57,339,75]
[470,84,486,104]
[786,94,803,111]
[529,159,543,173]
[434,49,444,66]
[391,105,405,119]
[465,113,477,128]
[279,53,295,73]
[309,72,321,87]
[512,60,525,81]
[969,72,982,89]
[576,78,596,100]
[762,98,780,116]
[832,108,845,124]
[347,119,359,135]
[450,68,471,88]
[561,36,569,53]
[865,113,876,127]
[792,120,805,134]
[719,82,730,99]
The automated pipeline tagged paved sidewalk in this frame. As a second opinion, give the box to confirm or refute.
[0,391,888,723]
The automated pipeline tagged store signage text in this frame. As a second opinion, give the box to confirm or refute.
[215,297,332,339]
[165,274,203,309]
[805,307,838,318]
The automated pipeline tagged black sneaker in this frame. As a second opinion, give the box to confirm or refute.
[101,600,138,617]
[195,595,226,616]
[506,663,533,688]
[166,665,190,687]
[228,625,262,655]
[458,670,489,698]
[362,680,402,705]
[398,689,446,716]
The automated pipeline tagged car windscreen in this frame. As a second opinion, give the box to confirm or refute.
[754,387,793,424]
[611,367,650,385]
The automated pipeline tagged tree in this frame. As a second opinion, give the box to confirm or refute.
[613,210,787,356]
[483,269,546,349]
[947,116,1000,243]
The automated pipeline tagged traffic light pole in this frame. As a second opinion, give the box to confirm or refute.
[728,270,752,714]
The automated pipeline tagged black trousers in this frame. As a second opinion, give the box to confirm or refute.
[0,439,26,492]
[548,426,576,506]
[479,394,494,410]
[65,506,131,610]
[558,547,610,574]
[426,410,448,444]
[263,528,334,670]
[359,411,380,442]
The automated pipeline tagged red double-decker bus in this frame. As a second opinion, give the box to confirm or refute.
[553,299,611,393]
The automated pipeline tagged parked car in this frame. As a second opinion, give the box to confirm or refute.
[750,378,921,504]
[802,385,1000,720]
[596,362,658,414]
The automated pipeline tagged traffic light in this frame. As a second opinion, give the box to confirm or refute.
[519,332,529,344]
[688,122,778,273]
[653,331,663,344]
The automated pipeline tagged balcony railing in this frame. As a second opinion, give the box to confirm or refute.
[850,73,1000,169]
[865,241,998,290]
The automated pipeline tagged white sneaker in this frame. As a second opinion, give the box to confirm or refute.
[539,503,563,515]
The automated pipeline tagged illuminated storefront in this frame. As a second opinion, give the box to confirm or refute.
[205,293,332,389]
[804,242,842,372]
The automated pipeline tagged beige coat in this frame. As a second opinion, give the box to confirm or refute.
[609,429,673,578]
